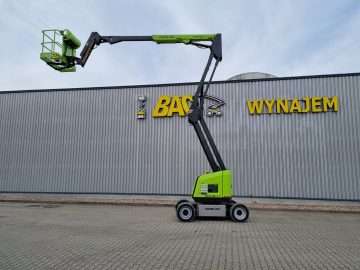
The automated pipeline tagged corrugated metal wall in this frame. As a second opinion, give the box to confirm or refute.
[1,74,359,200]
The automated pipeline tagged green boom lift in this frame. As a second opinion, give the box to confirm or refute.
[40,29,249,222]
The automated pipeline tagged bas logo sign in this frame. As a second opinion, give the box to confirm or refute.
[152,95,193,117]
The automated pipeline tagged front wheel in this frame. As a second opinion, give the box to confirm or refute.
[176,202,196,222]
[230,204,249,222]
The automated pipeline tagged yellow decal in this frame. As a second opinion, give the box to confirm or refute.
[152,95,193,117]
[247,96,338,115]
[289,98,302,113]
[152,96,171,117]
[323,96,338,112]
[311,96,322,113]
[181,95,193,113]
[247,99,263,115]
[264,99,275,114]
[167,96,184,116]
[276,98,289,114]
[302,97,311,113]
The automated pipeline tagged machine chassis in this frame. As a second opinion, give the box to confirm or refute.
[175,199,249,222]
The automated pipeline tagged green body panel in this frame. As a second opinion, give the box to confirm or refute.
[40,52,66,65]
[62,30,81,49]
[152,34,215,44]
[192,170,232,200]
[49,63,76,72]
[62,30,81,60]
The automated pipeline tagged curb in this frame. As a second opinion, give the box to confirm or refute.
[1,194,360,213]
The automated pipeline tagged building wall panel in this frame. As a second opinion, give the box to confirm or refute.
[0,74,359,200]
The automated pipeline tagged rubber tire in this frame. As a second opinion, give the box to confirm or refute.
[175,200,189,210]
[230,203,249,222]
[176,202,196,222]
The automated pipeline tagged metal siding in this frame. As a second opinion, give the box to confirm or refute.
[0,75,359,200]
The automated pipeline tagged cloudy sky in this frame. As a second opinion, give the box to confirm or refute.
[0,0,359,91]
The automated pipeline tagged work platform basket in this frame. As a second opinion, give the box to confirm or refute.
[40,29,81,72]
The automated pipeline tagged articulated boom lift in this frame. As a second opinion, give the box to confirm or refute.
[40,29,249,222]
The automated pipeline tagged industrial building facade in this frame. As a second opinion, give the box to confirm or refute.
[0,73,359,200]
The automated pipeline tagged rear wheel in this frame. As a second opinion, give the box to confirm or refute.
[230,204,249,222]
[175,200,189,209]
[176,202,196,222]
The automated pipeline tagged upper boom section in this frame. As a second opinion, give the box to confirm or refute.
[152,34,216,44]
[40,30,220,72]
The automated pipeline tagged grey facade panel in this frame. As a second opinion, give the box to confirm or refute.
[0,75,359,200]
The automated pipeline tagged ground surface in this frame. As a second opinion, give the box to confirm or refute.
[0,203,359,270]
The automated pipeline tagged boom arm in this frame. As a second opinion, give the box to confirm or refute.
[187,34,226,172]
[69,33,219,68]
[40,30,225,172]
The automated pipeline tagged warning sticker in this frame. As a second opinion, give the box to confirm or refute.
[201,184,208,194]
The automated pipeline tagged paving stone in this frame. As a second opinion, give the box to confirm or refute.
[0,202,359,269]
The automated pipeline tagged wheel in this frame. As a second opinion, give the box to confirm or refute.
[215,110,222,117]
[175,199,189,209]
[206,110,213,117]
[230,204,249,222]
[176,202,196,222]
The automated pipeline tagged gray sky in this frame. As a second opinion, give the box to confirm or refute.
[1,0,360,91]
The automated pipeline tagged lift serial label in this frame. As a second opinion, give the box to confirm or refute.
[247,96,338,115]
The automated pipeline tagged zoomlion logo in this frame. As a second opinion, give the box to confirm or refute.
[151,94,225,118]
